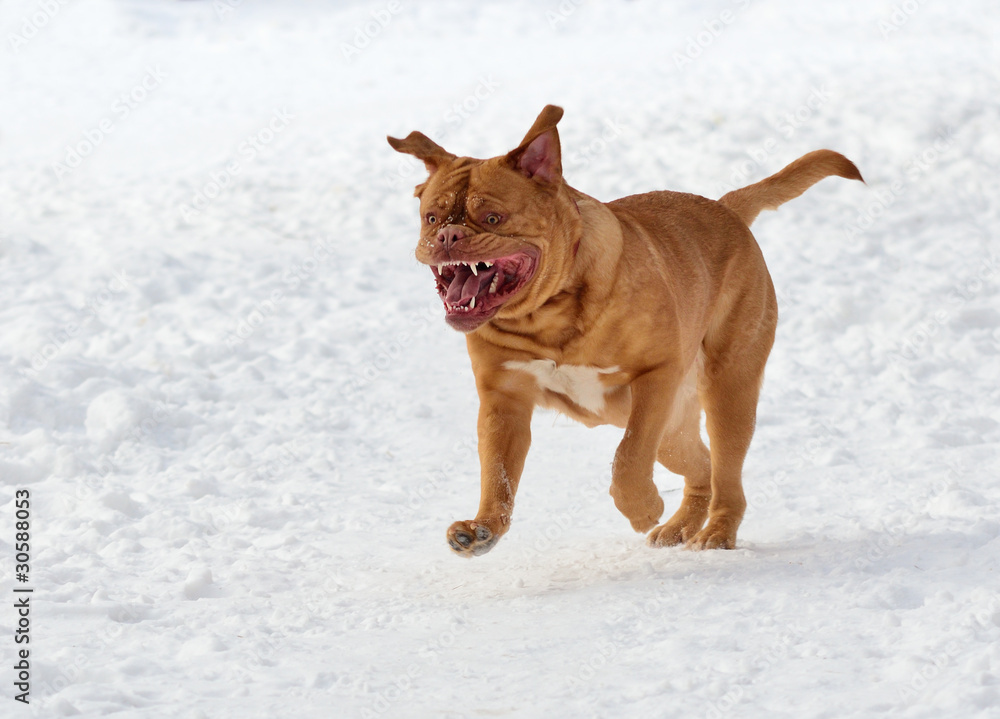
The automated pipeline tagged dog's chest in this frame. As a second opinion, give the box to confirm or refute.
[504,359,619,413]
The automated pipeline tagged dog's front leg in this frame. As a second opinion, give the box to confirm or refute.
[446,385,533,557]
[609,365,682,533]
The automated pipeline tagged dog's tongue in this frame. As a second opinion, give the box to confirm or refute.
[445,265,496,304]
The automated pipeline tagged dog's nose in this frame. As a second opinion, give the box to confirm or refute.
[436,224,468,251]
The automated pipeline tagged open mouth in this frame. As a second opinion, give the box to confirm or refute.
[430,251,537,331]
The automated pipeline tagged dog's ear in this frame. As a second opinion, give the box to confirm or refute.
[387,131,456,175]
[505,105,564,184]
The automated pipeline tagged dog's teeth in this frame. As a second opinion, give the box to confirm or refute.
[438,264,445,273]
[470,296,476,309]
[484,261,492,268]
[489,275,499,294]
[470,263,478,277]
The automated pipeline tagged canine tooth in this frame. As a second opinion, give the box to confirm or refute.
[470,263,478,276]
[438,264,444,273]
[470,296,476,309]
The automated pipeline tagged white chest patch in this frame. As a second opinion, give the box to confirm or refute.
[504,360,620,413]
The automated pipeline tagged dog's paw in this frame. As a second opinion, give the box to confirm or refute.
[646,501,709,547]
[686,519,738,550]
[609,483,664,533]
[446,520,500,557]
[646,518,701,547]
[628,506,663,534]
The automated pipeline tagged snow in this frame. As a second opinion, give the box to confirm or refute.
[1,0,999,716]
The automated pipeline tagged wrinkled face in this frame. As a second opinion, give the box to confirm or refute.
[414,158,552,332]
[389,106,576,333]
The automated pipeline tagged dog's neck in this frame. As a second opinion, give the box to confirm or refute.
[569,189,624,299]
[477,187,624,355]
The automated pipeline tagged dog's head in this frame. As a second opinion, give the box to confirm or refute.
[388,105,582,333]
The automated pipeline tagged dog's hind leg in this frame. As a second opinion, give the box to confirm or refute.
[688,273,778,550]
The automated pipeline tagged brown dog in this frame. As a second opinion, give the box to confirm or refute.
[388,106,862,556]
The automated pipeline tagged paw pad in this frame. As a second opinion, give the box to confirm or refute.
[447,522,498,557]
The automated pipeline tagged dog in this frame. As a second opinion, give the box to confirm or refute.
[388,105,862,556]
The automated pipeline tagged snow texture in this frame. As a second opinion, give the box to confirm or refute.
[1,0,999,717]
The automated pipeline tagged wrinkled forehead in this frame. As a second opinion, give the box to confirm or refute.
[418,157,513,214]
[417,158,472,209]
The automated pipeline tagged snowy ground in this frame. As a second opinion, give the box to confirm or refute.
[1,0,999,716]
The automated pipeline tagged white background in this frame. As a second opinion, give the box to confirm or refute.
[1,1,998,717]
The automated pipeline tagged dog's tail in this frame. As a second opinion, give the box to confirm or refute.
[718,150,864,227]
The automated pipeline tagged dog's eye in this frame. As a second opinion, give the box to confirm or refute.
[485,213,501,226]
[426,214,438,225]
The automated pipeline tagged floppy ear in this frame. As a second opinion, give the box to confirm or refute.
[387,131,456,174]
[505,105,564,184]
